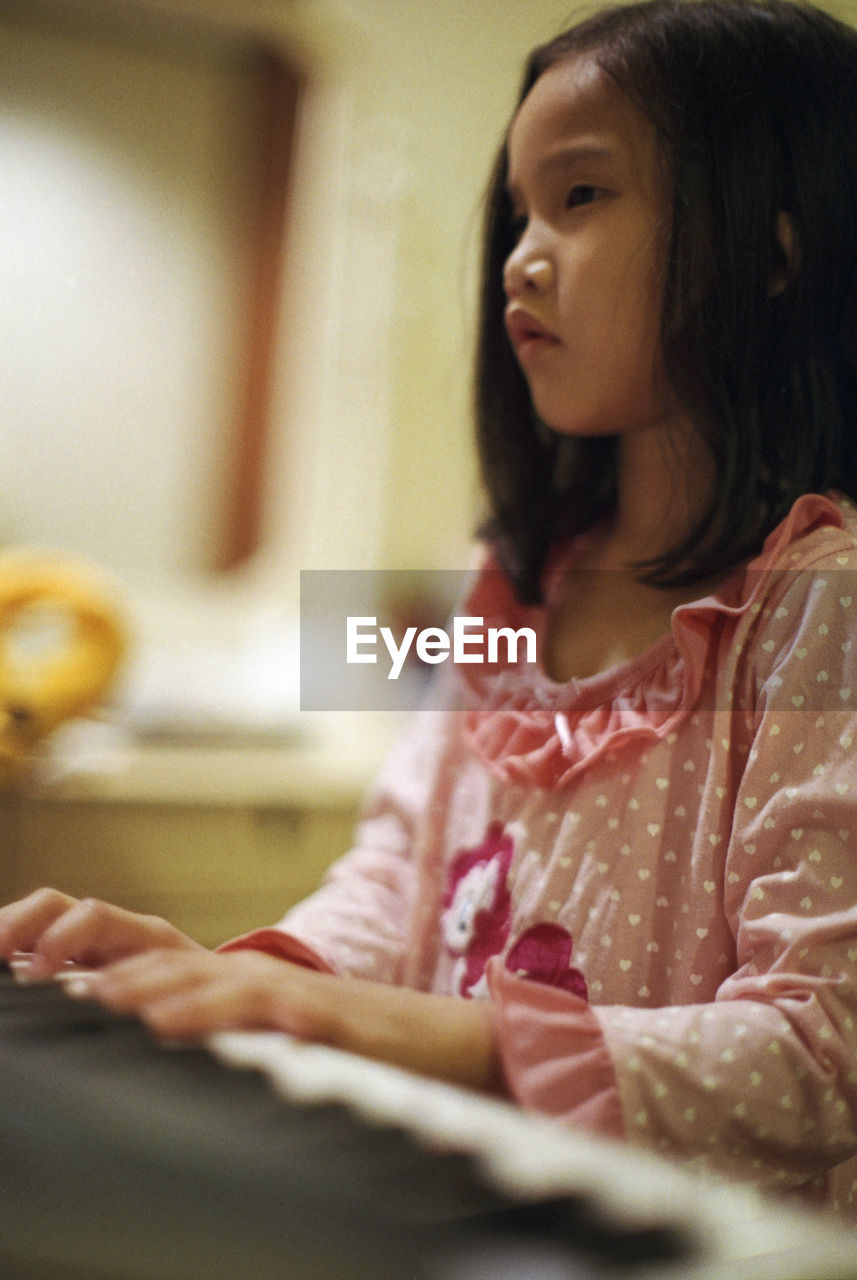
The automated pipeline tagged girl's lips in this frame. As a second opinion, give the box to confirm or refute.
[504,307,560,359]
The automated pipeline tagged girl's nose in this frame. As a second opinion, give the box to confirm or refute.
[503,244,555,298]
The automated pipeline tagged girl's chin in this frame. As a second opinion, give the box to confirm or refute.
[535,414,620,439]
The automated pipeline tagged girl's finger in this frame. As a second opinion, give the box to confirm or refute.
[29,900,199,978]
[94,950,326,1040]
[91,948,211,1006]
[136,979,268,1039]
[92,952,275,1038]
[0,888,79,965]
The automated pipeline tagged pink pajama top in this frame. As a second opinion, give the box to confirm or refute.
[224,492,857,1224]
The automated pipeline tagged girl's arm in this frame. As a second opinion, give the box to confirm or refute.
[0,676,457,983]
[0,706,444,980]
[218,693,459,983]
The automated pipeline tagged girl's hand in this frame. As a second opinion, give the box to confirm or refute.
[82,948,501,1093]
[0,887,205,979]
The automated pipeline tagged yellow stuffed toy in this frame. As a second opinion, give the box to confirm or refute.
[0,551,126,785]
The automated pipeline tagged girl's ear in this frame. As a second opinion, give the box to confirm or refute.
[769,210,800,297]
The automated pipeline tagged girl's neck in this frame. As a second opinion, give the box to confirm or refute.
[594,414,713,572]
[543,416,718,685]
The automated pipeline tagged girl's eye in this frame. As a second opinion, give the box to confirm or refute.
[566,185,600,209]
[510,212,528,243]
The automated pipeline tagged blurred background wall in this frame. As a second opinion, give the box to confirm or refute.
[0,0,588,596]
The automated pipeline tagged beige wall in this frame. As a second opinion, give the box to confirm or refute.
[0,0,593,593]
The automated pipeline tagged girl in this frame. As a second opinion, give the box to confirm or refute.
[4,0,857,1224]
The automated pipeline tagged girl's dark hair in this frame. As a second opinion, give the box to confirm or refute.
[476,0,857,602]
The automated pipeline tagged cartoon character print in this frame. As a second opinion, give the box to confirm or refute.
[441,822,588,1001]
[441,822,513,998]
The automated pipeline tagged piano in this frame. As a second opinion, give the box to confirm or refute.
[0,961,854,1280]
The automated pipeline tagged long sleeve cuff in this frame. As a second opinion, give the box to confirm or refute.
[217,927,337,974]
[487,959,626,1139]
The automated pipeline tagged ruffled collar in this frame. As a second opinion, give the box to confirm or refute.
[459,492,847,789]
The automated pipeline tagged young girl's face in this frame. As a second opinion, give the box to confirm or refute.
[503,54,678,440]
